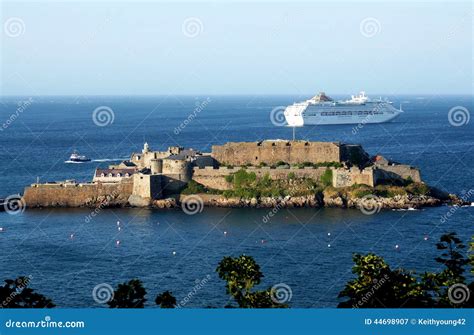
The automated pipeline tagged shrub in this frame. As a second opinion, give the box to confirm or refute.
[216,255,288,308]
[352,188,373,198]
[314,162,344,168]
[233,169,257,188]
[259,173,272,187]
[385,186,408,197]
[320,169,333,187]
[287,172,296,180]
[108,279,147,308]
[406,182,430,196]
[404,176,414,185]
[181,180,207,194]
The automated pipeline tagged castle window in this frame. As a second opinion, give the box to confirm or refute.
[116,173,121,177]
[100,173,105,177]
[108,173,113,177]
[255,156,258,160]
[125,173,130,177]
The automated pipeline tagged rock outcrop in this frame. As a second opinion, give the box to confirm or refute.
[146,191,458,210]
[188,194,324,208]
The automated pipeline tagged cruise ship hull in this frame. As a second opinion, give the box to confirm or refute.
[283,92,403,126]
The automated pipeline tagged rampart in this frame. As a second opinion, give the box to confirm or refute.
[211,140,368,166]
[23,180,133,207]
[374,165,421,183]
[333,167,376,187]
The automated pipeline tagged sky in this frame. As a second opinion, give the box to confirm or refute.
[0,1,472,95]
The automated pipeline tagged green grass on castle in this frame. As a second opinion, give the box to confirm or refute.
[181,168,431,199]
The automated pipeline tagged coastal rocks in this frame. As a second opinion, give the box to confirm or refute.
[190,194,323,208]
[152,198,177,208]
[324,197,345,208]
[127,195,151,207]
[81,194,126,208]
[347,194,441,210]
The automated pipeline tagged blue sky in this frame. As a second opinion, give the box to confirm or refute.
[1,1,472,95]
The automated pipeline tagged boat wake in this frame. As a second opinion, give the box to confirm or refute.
[92,158,127,162]
[64,160,86,164]
[392,208,420,211]
[64,158,126,164]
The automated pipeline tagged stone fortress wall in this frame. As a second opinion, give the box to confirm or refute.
[23,140,422,208]
[212,140,349,165]
[23,180,133,207]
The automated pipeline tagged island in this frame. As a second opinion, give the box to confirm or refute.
[23,140,461,210]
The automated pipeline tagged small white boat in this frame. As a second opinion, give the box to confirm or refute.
[67,151,91,163]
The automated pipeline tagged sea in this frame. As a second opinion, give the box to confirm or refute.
[0,94,473,308]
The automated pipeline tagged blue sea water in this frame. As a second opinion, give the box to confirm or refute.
[0,95,473,307]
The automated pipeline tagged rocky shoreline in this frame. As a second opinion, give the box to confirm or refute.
[22,186,469,211]
[150,192,466,210]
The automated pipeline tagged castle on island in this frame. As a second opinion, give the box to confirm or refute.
[23,140,421,207]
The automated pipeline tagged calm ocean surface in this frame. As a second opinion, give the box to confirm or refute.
[0,95,473,307]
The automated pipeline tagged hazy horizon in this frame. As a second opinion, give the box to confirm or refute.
[1,1,472,96]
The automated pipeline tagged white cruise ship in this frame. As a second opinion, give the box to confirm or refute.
[283,91,403,126]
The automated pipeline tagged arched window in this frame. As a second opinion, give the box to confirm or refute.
[116,173,121,177]
[125,173,130,177]
[108,173,113,177]
[100,173,105,177]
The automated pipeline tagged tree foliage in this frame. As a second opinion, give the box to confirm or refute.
[108,279,147,308]
[155,290,177,308]
[0,277,55,308]
[339,233,473,308]
[337,254,428,308]
[216,255,287,308]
